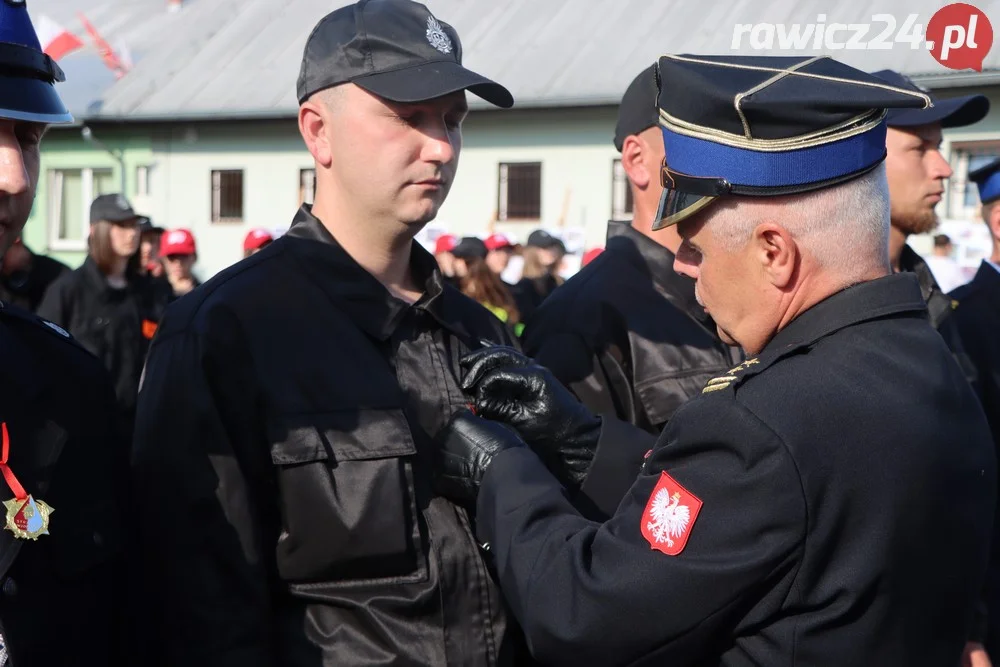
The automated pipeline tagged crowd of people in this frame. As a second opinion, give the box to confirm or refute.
[1,0,999,666]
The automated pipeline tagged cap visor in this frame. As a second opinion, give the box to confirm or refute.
[888,93,989,129]
[0,74,73,124]
[651,188,719,230]
[354,60,513,108]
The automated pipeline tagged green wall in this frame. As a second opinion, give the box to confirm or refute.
[25,126,153,268]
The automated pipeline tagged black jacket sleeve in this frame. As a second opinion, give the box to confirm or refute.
[131,309,275,666]
[477,396,805,667]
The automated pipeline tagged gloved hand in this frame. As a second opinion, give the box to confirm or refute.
[434,409,526,505]
[460,346,601,486]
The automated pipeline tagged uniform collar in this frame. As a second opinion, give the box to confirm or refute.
[898,244,942,302]
[281,205,472,343]
[605,220,707,324]
[764,273,927,355]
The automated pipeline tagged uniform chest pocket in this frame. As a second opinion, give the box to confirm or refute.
[268,408,427,591]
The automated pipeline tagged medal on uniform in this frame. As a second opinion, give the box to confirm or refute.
[0,423,53,540]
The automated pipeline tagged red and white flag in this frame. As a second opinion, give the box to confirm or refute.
[32,14,84,61]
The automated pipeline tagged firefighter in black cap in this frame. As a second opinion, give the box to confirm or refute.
[435,54,996,666]
[0,3,127,665]
[522,65,741,436]
[131,1,540,665]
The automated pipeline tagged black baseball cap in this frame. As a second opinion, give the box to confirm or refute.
[526,230,565,252]
[297,0,513,108]
[872,69,989,128]
[137,216,164,234]
[450,236,488,260]
[90,194,140,224]
[614,65,659,152]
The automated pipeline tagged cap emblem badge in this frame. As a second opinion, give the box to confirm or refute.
[426,16,452,54]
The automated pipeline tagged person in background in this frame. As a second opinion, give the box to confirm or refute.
[580,247,603,268]
[37,194,172,434]
[522,65,741,435]
[873,69,987,382]
[926,233,967,293]
[434,232,458,281]
[138,217,165,278]
[511,229,565,323]
[452,236,523,336]
[484,232,515,276]
[160,228,201,298]
[0,237,68,312]
[243,228,274,257]
[953,157,1000,665]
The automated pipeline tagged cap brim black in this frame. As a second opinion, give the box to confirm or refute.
[353,60,513,108]
[0,74,72,124]
[887,93,989,129]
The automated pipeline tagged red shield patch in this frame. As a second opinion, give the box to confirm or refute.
[640,472,703,556]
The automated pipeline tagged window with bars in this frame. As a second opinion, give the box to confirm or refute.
[47,167,116,251]
[946,141,1000,220]
[300,168,316,206]
[611,159,634,219]
[498,162,542,220]
[211,169,244,223]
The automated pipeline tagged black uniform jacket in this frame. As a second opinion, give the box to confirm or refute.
[478,274,996,667]
[131,207,532,667]
[951,261,1000,652]
[0,302,127,666]
[901,244,976,382]
[523,221,741,434]
[37,257,171,418]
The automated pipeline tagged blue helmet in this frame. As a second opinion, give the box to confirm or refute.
[0,0,72,124]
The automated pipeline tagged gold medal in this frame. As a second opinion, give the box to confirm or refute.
[3,495,53,541]
[0,424,53,540]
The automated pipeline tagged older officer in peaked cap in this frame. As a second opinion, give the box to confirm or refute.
[433,54,997,666]
[0,2,128,666]
[953,157,1000,662]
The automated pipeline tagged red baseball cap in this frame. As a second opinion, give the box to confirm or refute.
[435,234,458,254]
[243,228,274,252]
[160,229,197,256]
[484,233,513,251]
[581,247,604,267]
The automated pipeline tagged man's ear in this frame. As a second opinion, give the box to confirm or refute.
[752,222,798,289]
[990,204,1000,243]
[620,135,651,190]
[298,99,333,168]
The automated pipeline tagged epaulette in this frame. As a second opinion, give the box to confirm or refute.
[0,301,81,348]
[700,343,809,395]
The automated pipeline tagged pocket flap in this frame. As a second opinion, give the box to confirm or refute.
[269,409,417,464]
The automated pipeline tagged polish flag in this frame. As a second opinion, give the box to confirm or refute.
[32,14,84,61]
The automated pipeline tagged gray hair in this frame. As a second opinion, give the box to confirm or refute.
[710,163,890,276]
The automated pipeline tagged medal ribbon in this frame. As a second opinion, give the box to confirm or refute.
[0,424,28,501]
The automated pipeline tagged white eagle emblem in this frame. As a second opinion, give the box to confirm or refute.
[426,16,452,54]
[646,489,690,548]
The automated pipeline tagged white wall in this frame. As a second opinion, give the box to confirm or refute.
[148,121,314,277]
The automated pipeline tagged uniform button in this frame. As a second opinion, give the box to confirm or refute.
[3,578,17,597]
[93,531,104,547]
[479,541,491,553]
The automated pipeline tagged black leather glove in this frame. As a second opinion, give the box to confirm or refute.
[434,409,525,505]
[460,346,601,486]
